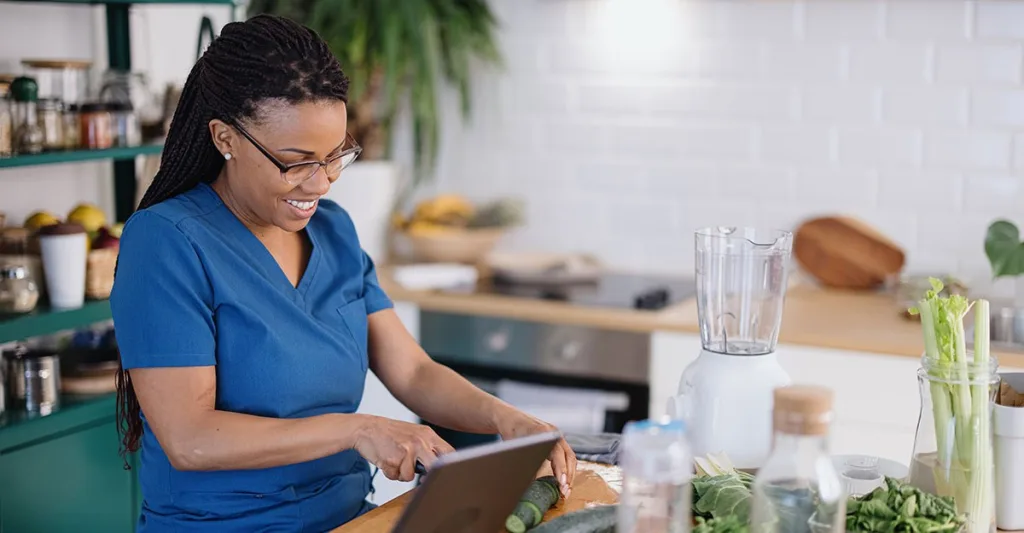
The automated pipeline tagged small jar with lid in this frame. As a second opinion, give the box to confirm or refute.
[0,265,40,315]
[79,102,112,150]
[10,76,44,154]
[37,98,64,151]
[62,103,80,149]
[107,101,140,147]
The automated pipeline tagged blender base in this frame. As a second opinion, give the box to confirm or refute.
[667,348,791,470]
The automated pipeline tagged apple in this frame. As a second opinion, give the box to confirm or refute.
[92,227,121,250]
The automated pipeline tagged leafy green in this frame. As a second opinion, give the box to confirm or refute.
[985,219,1024,278]
[694,515,749,533]
[693,474,754,523]
[846,477,966,533]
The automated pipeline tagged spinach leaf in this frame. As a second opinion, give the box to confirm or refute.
[845,477,966,533]
[693,474,753,523]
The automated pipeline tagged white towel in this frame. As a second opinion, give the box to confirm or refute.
[495,380,630,435]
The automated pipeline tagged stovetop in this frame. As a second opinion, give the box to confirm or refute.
[453,272,697,311]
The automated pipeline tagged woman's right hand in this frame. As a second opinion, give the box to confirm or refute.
[352,415,456,482]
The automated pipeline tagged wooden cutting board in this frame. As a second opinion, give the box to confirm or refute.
[793,216,905,290]
[333,461,619,533]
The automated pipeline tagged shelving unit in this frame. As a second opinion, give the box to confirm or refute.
[0,3,235,531]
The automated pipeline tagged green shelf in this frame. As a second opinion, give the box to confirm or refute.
[0,300,112,345]
[3,0,233,4]
[0,144,163,170]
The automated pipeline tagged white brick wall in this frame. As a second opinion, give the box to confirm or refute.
[430,0,1024,297]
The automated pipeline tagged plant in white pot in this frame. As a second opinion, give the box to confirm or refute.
[245,0,502,262]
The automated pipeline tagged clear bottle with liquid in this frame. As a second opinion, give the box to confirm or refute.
[617,419,692,533]
[749,385,846,533]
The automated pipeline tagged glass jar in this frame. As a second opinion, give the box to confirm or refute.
[107,101,140,147]
[21,59,92,106]
[37,98,64,151]
[62,103,80,149]
[0,81,12,157]
[0,265,39,314]
[750,385,846,533]
[908,354,999,533]
[79,102,112,150]
[10,76,44,155]
[0,227,46,302]
[617,419,692,533]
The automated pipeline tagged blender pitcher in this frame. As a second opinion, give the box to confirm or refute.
[667,227,794,470]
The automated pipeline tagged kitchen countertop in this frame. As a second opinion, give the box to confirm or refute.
[378,268,1024,369]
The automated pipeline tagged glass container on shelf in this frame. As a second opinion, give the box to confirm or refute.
[750,385,846,533]
[107,101,140,147]
[79,102,112,150]
[20,59,92,105]
[37,98,64,151]
[0,265,39,315]
[10,76,44,154]
[62,103,80,149]
[0,76,12,157]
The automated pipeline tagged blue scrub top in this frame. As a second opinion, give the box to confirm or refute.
[110,182,393,532]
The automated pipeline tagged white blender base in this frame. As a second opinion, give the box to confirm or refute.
[666,349,791,470]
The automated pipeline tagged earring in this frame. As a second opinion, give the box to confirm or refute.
[224,153,232,161]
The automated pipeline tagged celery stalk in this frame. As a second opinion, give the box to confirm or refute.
[909,279,994,533]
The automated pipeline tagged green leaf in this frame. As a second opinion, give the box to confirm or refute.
[985,219,1024,278]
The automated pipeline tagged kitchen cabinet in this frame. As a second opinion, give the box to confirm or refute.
[355,301,420,505]
[649,331,1024,464]
[0,395,138,533]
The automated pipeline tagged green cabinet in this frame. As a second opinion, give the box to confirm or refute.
[0,395,139,533]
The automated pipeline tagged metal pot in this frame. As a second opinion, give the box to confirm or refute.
[5,347,60,415]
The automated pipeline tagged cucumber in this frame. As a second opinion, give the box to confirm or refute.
[529,504,618,533]
[506,476,561,533]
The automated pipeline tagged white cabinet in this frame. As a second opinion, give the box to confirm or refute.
[647,331,1024,465]
[356,301,420,504]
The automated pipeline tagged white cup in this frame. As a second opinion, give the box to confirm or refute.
[38,224,87,310]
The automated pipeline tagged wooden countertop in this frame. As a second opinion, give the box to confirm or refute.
[379,268,1024,369]
[332,461,621,533]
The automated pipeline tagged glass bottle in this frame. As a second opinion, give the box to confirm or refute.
[617,419,692,533]
[0,265,40,314]
[10,76,44,154]
[749,385,846,533]
[0,78,12,157]
[37,98,64,151]
[908,353,998,533]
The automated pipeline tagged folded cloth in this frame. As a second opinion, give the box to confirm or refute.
[564,432,621,465]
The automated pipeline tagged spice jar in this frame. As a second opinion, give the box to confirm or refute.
[0,265,39,314]
[0,76,12,157]
[62,103,80,149]
[0,227,46,301]
[10,76,44,155]
[107,101,140,147]
[37,98,64,151]
[79,102,112,150]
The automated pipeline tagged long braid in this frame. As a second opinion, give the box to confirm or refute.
[116,14,349,463]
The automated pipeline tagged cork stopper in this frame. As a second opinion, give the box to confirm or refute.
[773,385,834,436]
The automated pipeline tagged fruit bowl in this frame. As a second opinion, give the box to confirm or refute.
[403,227,507,264]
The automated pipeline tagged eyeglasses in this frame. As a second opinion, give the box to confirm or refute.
[230,120,362,186]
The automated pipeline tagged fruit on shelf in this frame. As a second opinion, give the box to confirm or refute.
[109,223,125,239]
[397,194,525,233]
[24,210,60,230]
[67,203,107,235]
[91,226,120,250]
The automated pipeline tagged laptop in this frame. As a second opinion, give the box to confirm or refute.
[390,431,561,533]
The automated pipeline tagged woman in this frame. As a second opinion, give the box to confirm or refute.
[110,14,576,532]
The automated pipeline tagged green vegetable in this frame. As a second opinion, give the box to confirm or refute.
[908,278,994,533]
[692,474,754,523]
[845,477,966,533]
[506,476,561,533]
[985,219,1024,278]
[694,515,750,533]
[529,504,617,533]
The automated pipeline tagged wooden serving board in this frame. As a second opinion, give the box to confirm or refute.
[333,461,619,533]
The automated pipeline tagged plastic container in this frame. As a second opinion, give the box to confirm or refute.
[617,419,692,533]
[79,102,112,150]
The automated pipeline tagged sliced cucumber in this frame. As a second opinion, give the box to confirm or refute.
[506,476,561,532]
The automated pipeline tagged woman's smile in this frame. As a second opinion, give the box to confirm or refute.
[284,197,319,217]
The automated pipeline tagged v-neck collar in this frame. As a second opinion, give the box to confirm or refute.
[197,182,323,296]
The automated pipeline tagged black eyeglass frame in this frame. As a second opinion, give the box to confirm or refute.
[229,119,362,184]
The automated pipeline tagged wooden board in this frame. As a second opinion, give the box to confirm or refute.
[793,216,906,290]
[333,461,619,533]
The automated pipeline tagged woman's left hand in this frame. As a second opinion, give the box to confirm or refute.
[497,411,577,498]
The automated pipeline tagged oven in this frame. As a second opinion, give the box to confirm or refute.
[417,310,651,449]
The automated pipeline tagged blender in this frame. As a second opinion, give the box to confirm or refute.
[667,227,794,470]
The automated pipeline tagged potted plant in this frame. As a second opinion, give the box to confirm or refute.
[245,0,503,262]
[986,220,1024,280]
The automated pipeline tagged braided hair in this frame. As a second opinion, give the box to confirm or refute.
[116,13,350,463]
